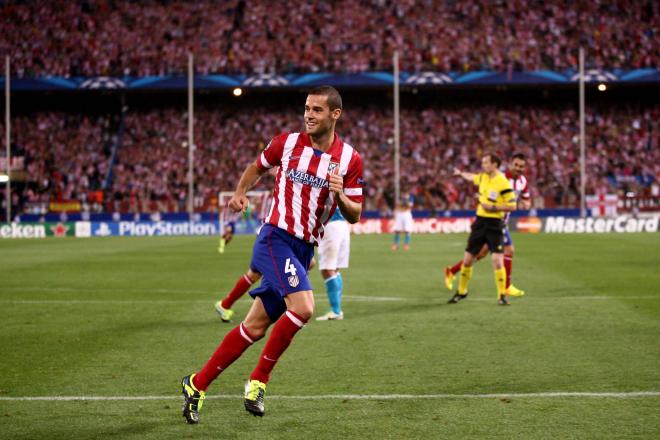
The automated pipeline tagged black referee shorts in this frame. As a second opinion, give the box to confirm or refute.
[465,216,505,255]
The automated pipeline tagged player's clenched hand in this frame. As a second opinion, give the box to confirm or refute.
[328,172,343,195]
[228,194,249,213]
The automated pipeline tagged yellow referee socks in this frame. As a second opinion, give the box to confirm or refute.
[458,265,473,295]
[494,267,507,297]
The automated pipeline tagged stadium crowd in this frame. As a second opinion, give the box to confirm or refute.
[6,103,658,215]
[2,0,657,77]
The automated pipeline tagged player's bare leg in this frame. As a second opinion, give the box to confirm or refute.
[182,298,269,424]
[245,290,314,416]
[503,244,525,297]
[445,244,488,291]
[216,269,262,322]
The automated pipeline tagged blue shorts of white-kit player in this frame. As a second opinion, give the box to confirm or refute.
[249,224,315,322]
[503,225,513,247]
[318,219,350,270]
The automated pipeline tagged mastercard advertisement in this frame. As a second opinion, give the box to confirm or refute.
[515,217,543,233]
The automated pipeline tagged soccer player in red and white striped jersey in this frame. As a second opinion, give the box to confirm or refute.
[180,86,364,423]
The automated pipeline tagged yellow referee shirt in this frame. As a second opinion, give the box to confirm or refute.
[472,172,516,219]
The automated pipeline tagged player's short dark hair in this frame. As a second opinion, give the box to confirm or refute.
[308,85,343,111]
[511,152,526,162]
[484,152,501,167]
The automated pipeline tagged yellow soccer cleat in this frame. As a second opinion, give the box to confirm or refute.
[181,374,206,424]
[444,266,455,291]
[214,301,234,322]
[244,379,266,417]
[506,285,526,297]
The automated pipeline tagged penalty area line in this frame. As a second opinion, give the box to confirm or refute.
[2,391,659,402]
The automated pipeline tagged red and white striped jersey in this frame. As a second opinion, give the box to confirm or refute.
[255,132,364,245]
[504,170,530,224]
[505,170,530,201]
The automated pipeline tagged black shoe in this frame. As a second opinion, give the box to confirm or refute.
[181,374,206,424]
[448,292,468,304]
[498,295,510,306]
[244,379,266,417]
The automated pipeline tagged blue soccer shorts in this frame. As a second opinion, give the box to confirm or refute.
[503,226,513,247]
[249,224,314,321]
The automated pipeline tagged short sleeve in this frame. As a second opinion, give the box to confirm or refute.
[472,173,482,185]
[343,149,364,203]
[255,133,288,171]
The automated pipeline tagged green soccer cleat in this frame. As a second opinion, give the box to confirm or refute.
[181,374,206,424]
[214,301,234,322]
[244,379,266,417]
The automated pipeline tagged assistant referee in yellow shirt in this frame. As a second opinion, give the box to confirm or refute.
[449,153,517,305]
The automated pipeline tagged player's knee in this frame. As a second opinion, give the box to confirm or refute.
[242,320,267,340]
[286,291,315,321]
[290,305,314,321]
[504,246,514,256]
[246,269,261,282]
[320,269,336,279]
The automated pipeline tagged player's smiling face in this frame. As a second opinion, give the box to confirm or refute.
[304,95,340,137]
[510,158,526,178]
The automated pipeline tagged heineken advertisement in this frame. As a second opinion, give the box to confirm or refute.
[0,222,75,239]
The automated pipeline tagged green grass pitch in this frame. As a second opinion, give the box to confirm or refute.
[0,233,659,439]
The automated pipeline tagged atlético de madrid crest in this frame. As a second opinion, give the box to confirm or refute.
[327,162,339,175]
[288,275,300,288]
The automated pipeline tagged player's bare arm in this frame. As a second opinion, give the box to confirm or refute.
[229,163,267,213]
[329,172,361,224]
[453,167,476,182]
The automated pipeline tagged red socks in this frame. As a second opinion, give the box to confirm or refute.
[504,254,513,288]
[450,260,462,275]
[221,274,254,309]
[193,322,257,391]
[250,311,307,384]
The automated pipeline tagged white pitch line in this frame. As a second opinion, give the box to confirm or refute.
[0,295,404,304]
[2,295,658,305]
[1,391,659,402]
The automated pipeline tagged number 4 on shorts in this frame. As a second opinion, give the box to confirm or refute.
[284,258,297,276]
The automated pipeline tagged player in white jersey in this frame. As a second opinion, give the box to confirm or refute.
[391,194,414,251]
[443,153,530,296]
[316,208,351,320]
